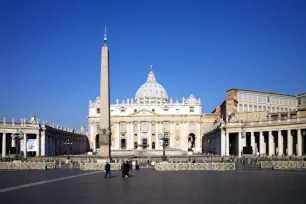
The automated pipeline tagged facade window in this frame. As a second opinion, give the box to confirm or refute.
[249,105,253,112]
[276,107,279,112]
[272,107,275,113]
[164,108,168,111]
[254,105,257,112]
[281,108,284,112]
[259,106,262,111]
[176,109,179,111]
[190,107,194,112]
[134,109,137,112]
[267,96,270,103]
[97,108,100,113]
[121,109,125,112]
[268,106,271,112]
[244,104,248,112]
[303,97,306,104]
[263,106,266,111]
[152,109,155,112]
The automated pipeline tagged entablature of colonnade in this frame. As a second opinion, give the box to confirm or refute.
[225,118,306,133]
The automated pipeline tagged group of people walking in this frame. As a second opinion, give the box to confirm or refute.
[104,160,140,178]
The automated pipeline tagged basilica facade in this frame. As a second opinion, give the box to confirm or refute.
[88,66,212,154]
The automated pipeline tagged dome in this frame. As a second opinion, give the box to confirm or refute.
[135,66,168,104]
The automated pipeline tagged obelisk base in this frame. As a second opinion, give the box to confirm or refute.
[99,133,111,160]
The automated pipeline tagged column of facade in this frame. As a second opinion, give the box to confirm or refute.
[36,132,40,156]
[250,131,255,155]
[297,128,302,156]
[129,122,134,150]
[148,122,152,150]
[41,131,46,156]
[170,121,174,149]
[268,131,274,156]
[287,129,293,156]
[126,122,130,149]
[278,130,283,156]
[225,132,229,156]
[137,122,141,150]
[220,129,225,156]
[159,122,163,150]
[195,122,201,152]
[259,131,265,155]
[238,132,242,156]
[2,132,6,157]
[23,133,27,158]
[155,122,159,150]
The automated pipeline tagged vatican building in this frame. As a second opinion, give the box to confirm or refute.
[88,66,209,156]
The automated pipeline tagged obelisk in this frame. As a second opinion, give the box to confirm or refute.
[99,26,111,159]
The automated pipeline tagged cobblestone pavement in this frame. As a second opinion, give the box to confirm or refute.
[0,167,305,204]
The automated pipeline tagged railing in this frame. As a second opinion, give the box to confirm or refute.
[0,161,56,170]
[154,162,235,171]
[80,163,121,171]
[260,161,306,169]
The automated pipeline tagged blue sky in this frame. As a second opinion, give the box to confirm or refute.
[1,0,306,129]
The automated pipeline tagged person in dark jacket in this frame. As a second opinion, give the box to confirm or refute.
[123,161,130,178]
[104,163,111,178]
[121,162,125,177]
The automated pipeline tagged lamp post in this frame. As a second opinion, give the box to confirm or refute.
[11,129,24,160]
[64,139,72,158]
[158,129,169,161]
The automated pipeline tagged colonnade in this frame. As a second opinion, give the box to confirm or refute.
[220,128,306,157]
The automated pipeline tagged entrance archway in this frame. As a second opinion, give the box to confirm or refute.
[152,142,155,149]
[95,135,100,149]
[188,133,195,150]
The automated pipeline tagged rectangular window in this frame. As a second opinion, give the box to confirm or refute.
[190,107,194,112]
[121,109,125,112]
[97,108,100,113]
[152,109,155,112]
[134,109,137,112]
[164,108,168,111]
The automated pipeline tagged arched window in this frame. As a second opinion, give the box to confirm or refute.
[268,106,271,112]
[285,108,288,112]
[244,104,248,112]
[272,107,275,113]
[259,106,262,111]
[254,105,257,112]
[263,106,266,111]
[239,104,243,112]
[249,105,253,112]
[281,108,284,112]
[276,107,279,113]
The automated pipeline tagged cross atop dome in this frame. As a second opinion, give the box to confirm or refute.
[147,65,156,82]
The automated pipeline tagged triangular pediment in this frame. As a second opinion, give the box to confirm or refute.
[130,108,159,116]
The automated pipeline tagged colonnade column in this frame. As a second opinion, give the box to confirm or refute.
[287,130,293,156]
[225,132,229,156]
[238,132,242,156]
[268,131,274,156]
[278,130,283,156]
[195,122,201,152]
[297,129,302,156]
[251,131,255,155]
[137,122,141,150]
[2,132,6,157]
[220,129,225,156]
[116,122,120,150]
[23,133,27,158]
[259,131,265,155]
[36,132,40,156]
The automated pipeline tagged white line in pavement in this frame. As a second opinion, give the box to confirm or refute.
[0,171,102,194]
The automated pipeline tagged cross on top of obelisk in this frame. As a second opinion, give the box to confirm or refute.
[104,26,108,44]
